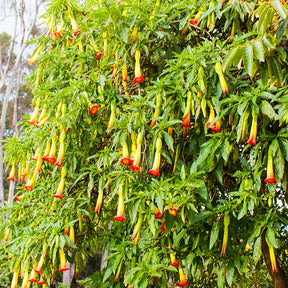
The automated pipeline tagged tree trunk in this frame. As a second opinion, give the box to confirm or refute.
[63,261,75,284]
[261,233,288,288]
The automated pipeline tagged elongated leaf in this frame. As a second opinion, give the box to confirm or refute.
[253,39,265,62]
[163,132,174,152]
[244,44,253,76]
[273,0,287,19]
[226,264,235,287]
[260,100,277,120]
[277,19,288,39]
[209,222,219,249]
[270,57,283,83]
[222,46,240,72]
[266,227,278,248]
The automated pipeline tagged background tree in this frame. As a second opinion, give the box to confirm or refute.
[1,0,288,288]
[0,0,43,205]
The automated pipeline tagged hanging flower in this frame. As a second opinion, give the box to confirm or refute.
[15,195,23,202]
[24,173,37,191]
[34,151,42,174]
[42,140,51,162]
[181,91,192,130]
[21,163,30,181]
[55,129,66,167]
[175,265,189,287]
[168,207,178,216]
[67,226,75,249]
[21,265,29,288]
[155,207,163,219]
[120,137,133,165]
[38,276,46,285]
[53,20,64,38]
[28,45,44,65]
[10,266,20,288]
[205,104,215,129]
[133,49,144,83]
[130,132,143,171]
[190,9,202,27]
[35,243,48,274]
[131,26,138,42]
[215,62,228,95]
[7,164,16,181]
[246,114,257,146]
[221,213,230,256]
[150,93,162,128]
[53,167,67,199]
[198,67,206,94]
[130,212,142,244]
[28,269,38,283]
[149,138,162,176]
[45,134,57,163]
[27,98,40,125]
[160,219,166,232]
[114,182,126,222]
[107,104,116,133]
[170,253,179,267]
[211,118,221,133]
[68,6,80,36]
[94,185,104,214]
[122,63,128,82]
[264,146,277,183]
[58,249,69,271]
[96,52,102,60]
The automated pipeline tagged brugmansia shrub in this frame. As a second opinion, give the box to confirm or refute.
[1,0,288,287]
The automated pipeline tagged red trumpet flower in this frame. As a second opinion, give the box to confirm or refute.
[58,249,69,271]
[149,138,162,176]
[246,115,257,146]
[89,105,99,115]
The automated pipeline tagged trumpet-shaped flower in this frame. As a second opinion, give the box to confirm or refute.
[176,265,188,287]
[114,182,126,222]
[120,137,133,165]
[264,147,277,183]
[130,132,143,171]
[58,249,69,271]
[170,253,179,267]
[24,173,37,191]
[221,213,230,256]
[7,164,15,181]
[28,269,38,283]
[133,49,144,83]
[149,138,162,176]
[246,115,257,146]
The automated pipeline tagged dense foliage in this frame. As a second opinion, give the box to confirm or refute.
[1,0,288,287]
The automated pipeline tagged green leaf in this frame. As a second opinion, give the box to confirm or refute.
[226,264,235,287]
[270,57,283,83]
[260,100,277,120]
[163,132,174,152]
[193,211,213,222]
[209,222,219,249]
[120,27,129,43]
[180,165,186,180]
[221,138,230,162]
[272,0,287,19]
[277,19,288,39]
[243,44,253,76]
[103,265,114,282]
[222,46,240,72]
[253,236,262,263]
[266,227,278,248]
[253,39,265,62]
[148,214,156,236]
[274,148,285,181]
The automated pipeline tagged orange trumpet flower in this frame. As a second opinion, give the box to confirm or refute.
[133,49,144,83]
[264,146,277,183]
[170,253,179,267]
[114,182,125,222]
[176,265,188,287]
[120,137,133,165]
[7,163,16,181]
[24,173,37,191]
[149,138,162,176]
[130,132,143,171]
[221,213,230,256]
[246,114,257,146]
[58,249,69,271]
